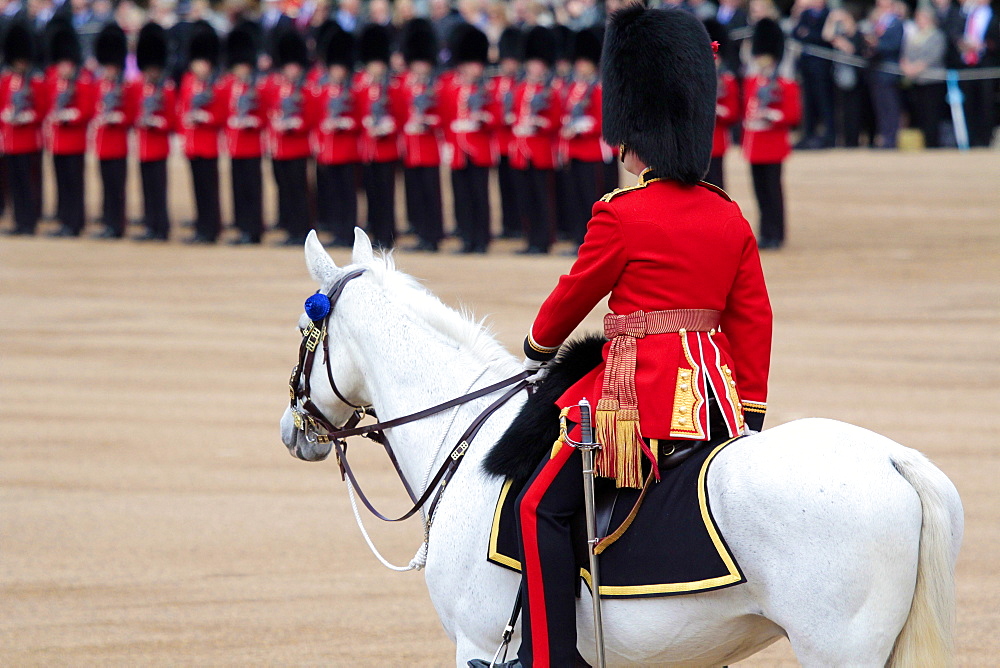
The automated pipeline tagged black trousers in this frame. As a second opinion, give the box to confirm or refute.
[99,157,127,236]
[6,151,42,233]
[750,162,785,247]
[53,153,85,235]
[403,165,444,246]
[515,166,556,252]
[189,156,221,241]
[363,160,397,249]
[273,157,311,240]
[231,156,263,240]
[960,76,996,148]
[497,155,521,238]
[140,159,169,239]
[909,83,946,149]
[567,159,602,246]
[705,156,725,191]
[834,84,863,148]
[799,57,836,145]
[866,71,901,148]
[451,162,491,252]
[316,162,358,243]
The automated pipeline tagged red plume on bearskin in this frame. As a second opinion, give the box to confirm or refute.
[601,5,715,184]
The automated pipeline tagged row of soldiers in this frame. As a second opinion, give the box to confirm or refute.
[0,16,618,253]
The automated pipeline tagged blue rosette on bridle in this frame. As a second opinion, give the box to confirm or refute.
[305,293,332,322]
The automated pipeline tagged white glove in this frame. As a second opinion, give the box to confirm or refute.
[742,426,760,436]
[523,357,550,384]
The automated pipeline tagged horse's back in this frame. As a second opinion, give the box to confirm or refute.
[706,417,959,663]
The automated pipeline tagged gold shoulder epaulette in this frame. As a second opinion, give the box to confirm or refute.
[600,183,645,203]
[697,181,733,201]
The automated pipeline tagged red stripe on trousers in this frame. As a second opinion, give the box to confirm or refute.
[519,442,576,668]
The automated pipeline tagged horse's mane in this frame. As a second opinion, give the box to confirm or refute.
[357,254,515,368]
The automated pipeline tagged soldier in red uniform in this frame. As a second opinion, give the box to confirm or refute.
[741,18,802,250]
[262,29,317,246]
[44,20,96,238]
[473,8,773,667]
[178,21,225,244]
[494,27,524,240]
[92,23,141,239]
[221,22,266,245]
[355,23,403,250]
[397,18,443,252]
[440,23,498,254]
[510,26,562,255]
[0,22,46,236]
[312,22,360,248]
[134,23,176,242]
[705,18,741,191]
[558,27,604,249]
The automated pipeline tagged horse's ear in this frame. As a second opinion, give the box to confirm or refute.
[352,227,375,265]
[304,230,340,285]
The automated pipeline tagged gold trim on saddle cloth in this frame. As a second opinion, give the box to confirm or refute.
[487,438,744,598]
[597,309,721,488]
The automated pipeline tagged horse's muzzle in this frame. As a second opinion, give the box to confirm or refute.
[280,407,333,462]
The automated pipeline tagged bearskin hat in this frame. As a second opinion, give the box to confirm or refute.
[523,26,557,67]
[601,6,715,185]
[449,23,488,65]
[751,18,785,62]
[358,23,391,65]
[95,22,127,69]
[401,18,438,66]
[552,24,573,63]
[188,20,220,67]
[137,22,168,71]
[321,21,355,68]
[274,28,309,69]
[225,22,258,69]
[2,22,34,66]
[46,18,81,65]
[497,26,523,62]
[573,27,602,65]
[702,17,730,53]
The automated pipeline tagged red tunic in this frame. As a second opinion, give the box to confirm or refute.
[136,78,176,162]
[438,76,499,169]
[492,73,517,158]
[712,72,741,159]
[0,72,47,154]
[560,78,603,163]
[527,171,772,441]
[262,75,318,161]
[93,77,141,160]
[311,77,362,165]
[510,78,563,170]
[354,72,403,164]
[44,70,97,155]
[178,72,225,159]
[741,75,802,164]
[220,74,266,159]
[395,72,441,168]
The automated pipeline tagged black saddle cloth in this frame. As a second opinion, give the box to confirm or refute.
[483,335,745,598]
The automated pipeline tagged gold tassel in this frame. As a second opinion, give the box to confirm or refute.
[594,398,618,479]
[615,409,644,489]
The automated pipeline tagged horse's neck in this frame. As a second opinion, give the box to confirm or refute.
[346,296,520,496]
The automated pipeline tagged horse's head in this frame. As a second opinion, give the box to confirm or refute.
[280,229,375,462]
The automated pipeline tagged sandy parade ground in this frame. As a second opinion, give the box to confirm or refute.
[1,148,998,666]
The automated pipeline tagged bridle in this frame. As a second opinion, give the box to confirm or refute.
[288,268,530,525]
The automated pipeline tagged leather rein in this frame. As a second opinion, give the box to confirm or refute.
[288,268,530,525]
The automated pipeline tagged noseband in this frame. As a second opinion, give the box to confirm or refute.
[288,266,530,524]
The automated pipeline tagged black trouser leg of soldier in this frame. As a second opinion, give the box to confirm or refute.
[189,157,221,242]
[54,153,86,235]
[750,162,784,248]
[7,152,42,234]
[277,157,310,242]
[525,166,555,253]
[403,166,425,243]
[516,441,584,667]
[451,164,472,250]
[99,157,127,237]
[497,155,520,238]
[231,157,263,242]
[466,164,490,252]
[0,156,7,219]
[705,156,725,191]
[140,159,169,239]
[411,164,443,247]
[569,159,599,246]
[320,162,358,245]
[363,160,396,249]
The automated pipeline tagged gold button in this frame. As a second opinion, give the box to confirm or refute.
[709,329,716,335]
[679,383,688,390]
[678,418,687,424]
[730,379,737,387]
[677,406,687,413]
[680,371,690,379]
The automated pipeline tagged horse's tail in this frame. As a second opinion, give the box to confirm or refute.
[886,448,963,668]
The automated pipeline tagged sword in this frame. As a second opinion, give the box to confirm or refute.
[577,397,606,668]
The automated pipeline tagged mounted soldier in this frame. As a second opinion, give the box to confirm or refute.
[478,5,774,666]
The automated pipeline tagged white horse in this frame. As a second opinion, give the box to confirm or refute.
[280,229,963,667]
